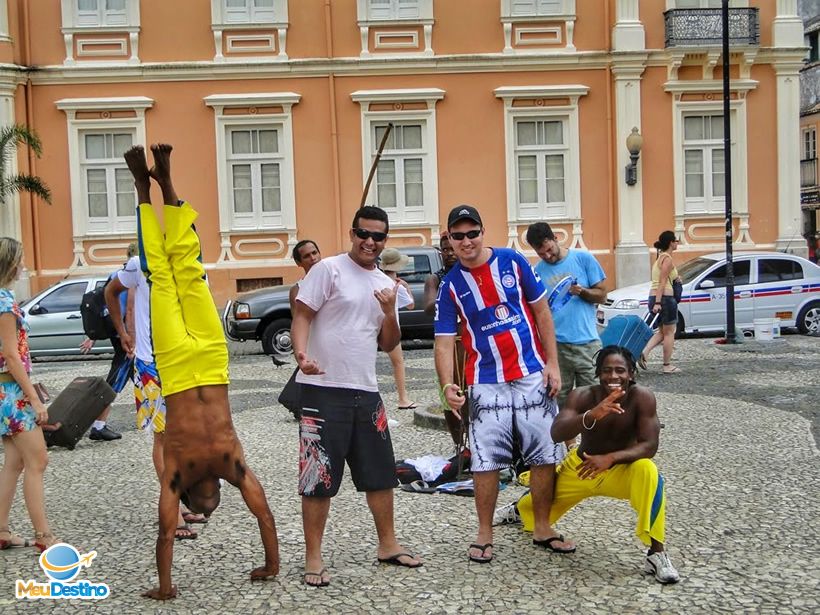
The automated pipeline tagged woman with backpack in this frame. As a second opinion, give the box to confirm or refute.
[640,230,682,374]
[0,237,57,553]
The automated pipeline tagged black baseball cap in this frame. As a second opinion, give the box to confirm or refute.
[447,205,483,229]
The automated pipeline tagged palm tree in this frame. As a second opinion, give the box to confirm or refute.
[0,124,51,206]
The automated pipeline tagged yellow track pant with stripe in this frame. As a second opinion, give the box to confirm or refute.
[517,447,667,546]
[137,202,229,397]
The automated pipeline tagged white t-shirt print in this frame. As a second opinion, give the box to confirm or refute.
[295,253,412,392]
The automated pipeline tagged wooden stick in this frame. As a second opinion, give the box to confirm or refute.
[360,123,393,208]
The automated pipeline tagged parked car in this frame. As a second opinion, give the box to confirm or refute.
[597,251,820,335]
[20,277,115,357]
[223,246,445,355]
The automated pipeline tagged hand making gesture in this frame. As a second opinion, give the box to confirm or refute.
[374,280,399,315]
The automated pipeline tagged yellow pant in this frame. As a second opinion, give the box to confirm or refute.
[137,202,229,397]
[517,448,666,546]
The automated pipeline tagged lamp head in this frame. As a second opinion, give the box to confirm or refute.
[626,127,643,156]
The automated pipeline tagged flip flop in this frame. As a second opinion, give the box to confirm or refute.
[0,535,32,549]
[397,403,418,410]
[303,567,330,587]
[662,365,681,374]
[533,535,576,554]
[174,523,198,540]
[468,543,493,563]
[638,354,648,370]
[377,552,423,568]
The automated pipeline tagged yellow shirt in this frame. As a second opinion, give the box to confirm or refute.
[650,253,678,293]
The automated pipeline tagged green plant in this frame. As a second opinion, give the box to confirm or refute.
[0,124,51,205]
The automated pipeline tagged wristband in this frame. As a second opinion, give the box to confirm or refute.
[442,383,460,394]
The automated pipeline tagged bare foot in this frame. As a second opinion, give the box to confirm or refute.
[124,146,151,198]
[148,143,173,183]
[142,585,177,600]
[250,562,279,581]
[149,143,178,205]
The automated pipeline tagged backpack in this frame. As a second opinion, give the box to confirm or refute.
[80,282,117,340]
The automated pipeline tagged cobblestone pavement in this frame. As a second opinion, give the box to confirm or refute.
[2,335,818,614]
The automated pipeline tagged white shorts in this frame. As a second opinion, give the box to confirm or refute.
[468,371,565,472]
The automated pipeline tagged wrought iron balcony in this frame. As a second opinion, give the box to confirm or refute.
[802,158,818,189]
[664,8,759,48]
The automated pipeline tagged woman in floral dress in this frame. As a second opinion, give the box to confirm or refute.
[0,237,56,552]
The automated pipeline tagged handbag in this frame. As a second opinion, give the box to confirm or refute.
[672,278,683,304]
[277,367,302,418]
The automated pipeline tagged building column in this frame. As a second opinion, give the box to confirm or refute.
[0,82,28,296]
[772,1,807,254]
[611,1,648,287]
[774,59,806,254]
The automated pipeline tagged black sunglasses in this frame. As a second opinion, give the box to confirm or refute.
[352,228,388,242]
[449,229,482,241]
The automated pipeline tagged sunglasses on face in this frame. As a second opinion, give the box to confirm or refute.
[449,230,482,241]
[352,228,388,242]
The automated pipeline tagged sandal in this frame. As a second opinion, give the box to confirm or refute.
[0,527,32,550]
[638,354,648,370]
[662,364,681,374]
[33,531,57,554]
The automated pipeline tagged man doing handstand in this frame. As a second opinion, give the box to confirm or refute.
[124,143,279,600]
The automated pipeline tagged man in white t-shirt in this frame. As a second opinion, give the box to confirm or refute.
[106,254,203,538]
[291,206,421,588]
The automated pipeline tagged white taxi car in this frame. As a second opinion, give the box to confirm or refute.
[597,252,820,335]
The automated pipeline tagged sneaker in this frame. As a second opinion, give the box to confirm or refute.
[644,551,681,584]
[88,426,122,441]
[492,502,521,526]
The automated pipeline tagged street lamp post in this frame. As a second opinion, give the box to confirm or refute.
[722,0,737,343]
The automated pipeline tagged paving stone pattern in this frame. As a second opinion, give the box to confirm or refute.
[1,336,818,614]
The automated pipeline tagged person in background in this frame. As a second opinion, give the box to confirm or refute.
[641,231,681,374]
[423,233,467,447]
[288,240,322,314]
[525,222,608,448]
[0,237,57,553]
[80,242,138,441]
[380,247,416,411]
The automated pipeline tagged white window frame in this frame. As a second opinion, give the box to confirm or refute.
[357,0,433,23]
[224,125,286,230]
[680,113,727,215]
[210,0,288,61]
[0,1,10,43]
[352,88,444,227]
[56,97,152,238]
[204,93,300,233]
[495,85,588,224]
[501,0,575,19]
[672,100,748,218]
[60,0,140,65]
[803,127,817,160]
[500,0,575,53]
[511,117,571,220]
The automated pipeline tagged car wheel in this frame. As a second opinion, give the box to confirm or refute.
[261,318,293,356]
[796,301,820,335]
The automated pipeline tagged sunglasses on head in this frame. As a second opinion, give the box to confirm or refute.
[449,229,482,241]
[352,228,388,242]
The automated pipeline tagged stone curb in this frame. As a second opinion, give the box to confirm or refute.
[413,404,447,431]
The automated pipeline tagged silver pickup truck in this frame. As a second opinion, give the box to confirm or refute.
[223,246,444,356]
